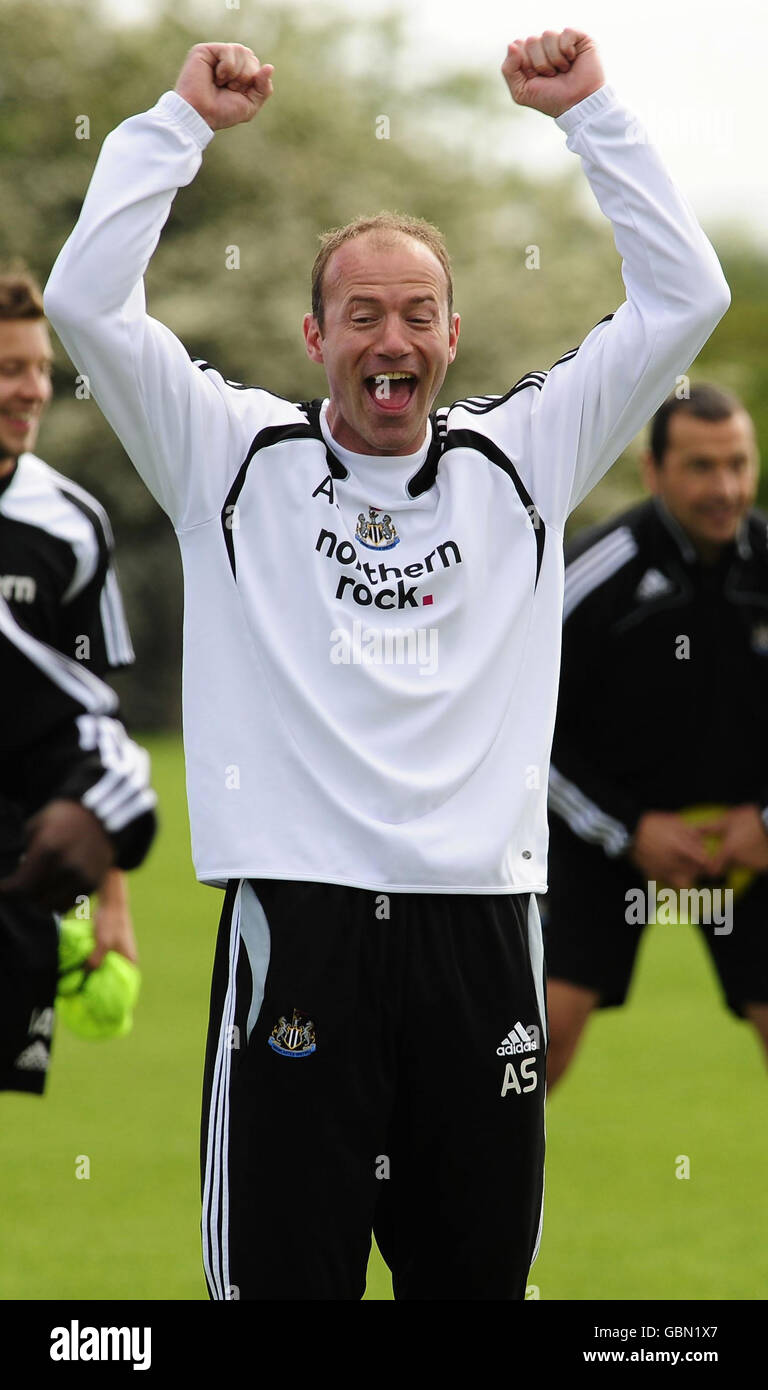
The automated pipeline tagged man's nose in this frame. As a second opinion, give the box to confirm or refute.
[15,367,50,402]
[375,316,411,357]
[710,467,740,502]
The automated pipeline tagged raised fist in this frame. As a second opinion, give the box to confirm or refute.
[502,30,604,119]
[175,43,275,131]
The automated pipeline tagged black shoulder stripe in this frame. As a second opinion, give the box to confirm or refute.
[406,414,444,498]
[549,348,577,369]
[194,358,297,406]
[54,485,111,570]
[295,400,349,482]
[433,409,449,442]
[194,358,257,392]
[296,399,323,432]
[221,420,322,580]
[452,314,616,417]
[450,372,546,417]
[443,428,545,588]
[547,313,614,371]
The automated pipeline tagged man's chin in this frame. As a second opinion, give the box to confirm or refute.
[364,424,425,456]
[700,519,741,542]
[0,447,21,475]
[689,521,740,552]
[338,408,427,456]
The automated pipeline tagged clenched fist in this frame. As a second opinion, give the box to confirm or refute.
[627,811,711,890]
[502,30,604,119]
[175,43,275,131]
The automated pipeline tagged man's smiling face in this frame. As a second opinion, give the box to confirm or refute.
[0,319,53,472]
[643,409,759,561]
[303,232,460,456]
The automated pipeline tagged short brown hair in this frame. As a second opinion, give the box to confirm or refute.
[311,212,453,332]
[649,383,747,464]
[0,266,45,322]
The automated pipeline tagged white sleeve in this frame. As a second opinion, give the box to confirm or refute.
[44,91,263,531]
[479,85,731,529]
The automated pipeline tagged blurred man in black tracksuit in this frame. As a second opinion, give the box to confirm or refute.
[0,595,156,1092]
[545,384,768,1086]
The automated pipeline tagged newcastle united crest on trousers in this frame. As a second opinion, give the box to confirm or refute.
[268,1009,317,1058]
[355,507,400,551]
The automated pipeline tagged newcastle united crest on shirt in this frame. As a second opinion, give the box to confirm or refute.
[355,507,400,551]
[268,1009,317,1058]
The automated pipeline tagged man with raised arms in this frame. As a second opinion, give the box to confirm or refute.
[45,30,729,1300]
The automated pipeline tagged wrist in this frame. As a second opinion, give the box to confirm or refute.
[554,82,617,133]
[97,865,129,907]
[156,90,216,147]
[621,809,646,854]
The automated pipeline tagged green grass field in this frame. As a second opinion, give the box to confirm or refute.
[1,734,766,1301]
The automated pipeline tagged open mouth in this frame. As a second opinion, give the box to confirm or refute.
[363,371,418,412]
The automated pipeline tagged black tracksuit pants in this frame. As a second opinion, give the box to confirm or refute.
[0,898,58,1094]
[201,878,546,1301]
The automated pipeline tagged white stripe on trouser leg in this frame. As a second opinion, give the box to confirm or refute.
[526,894,547,1049]
[527,893,547,1268]
[202,880,242,1300]
[238,883,272,1045]
[204,882,241,1299]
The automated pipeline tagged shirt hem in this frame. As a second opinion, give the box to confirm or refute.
[196,867,549,894]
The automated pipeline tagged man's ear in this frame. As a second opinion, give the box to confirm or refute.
[303,313,324,365]
[447,312,461,364]
[641,448,661,495]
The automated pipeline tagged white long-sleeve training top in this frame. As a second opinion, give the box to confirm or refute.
[44,84,730,892]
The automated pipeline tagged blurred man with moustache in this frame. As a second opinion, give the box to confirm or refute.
[546,385,768,1088]
[0,269,137,973]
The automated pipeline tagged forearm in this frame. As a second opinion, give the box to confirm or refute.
[496,85,732,527]
[45,92,248,523]
[92,865,138,966]
[97,865,129,911]
[548,750,642,858]
[29,719,157,872]
[556,87,729,326]
[45,92,213,327]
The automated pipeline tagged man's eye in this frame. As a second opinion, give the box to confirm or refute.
[409,317,432,325]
